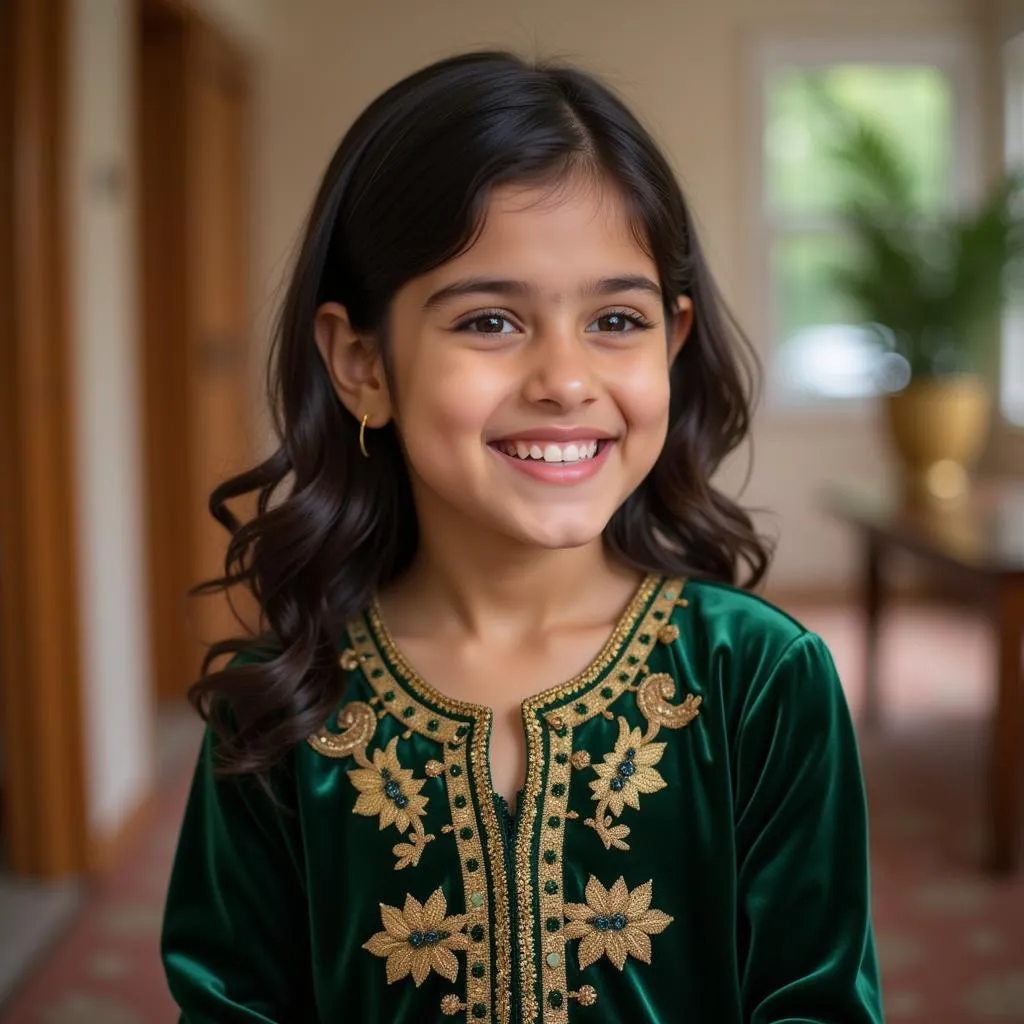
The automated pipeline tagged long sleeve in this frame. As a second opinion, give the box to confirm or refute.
[733,632,884,1024]
[161,726,317,1022]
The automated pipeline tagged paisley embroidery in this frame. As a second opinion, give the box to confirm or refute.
[635,671,703,732]
[563,876,673,971]
[363,888,471,986]
[585,671,702,850]
[307,700,378,759]
[307,701,434,869]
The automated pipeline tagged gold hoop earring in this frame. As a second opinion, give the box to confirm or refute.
[359,414,370,458]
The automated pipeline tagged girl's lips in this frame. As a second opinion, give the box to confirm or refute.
[489,439,613,484]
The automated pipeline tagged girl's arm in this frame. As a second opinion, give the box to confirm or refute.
[161,725,317,1022]
[734,631,885,1024]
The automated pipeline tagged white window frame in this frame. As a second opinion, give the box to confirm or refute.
[747,35,982,419]
[1002,33,1024,428]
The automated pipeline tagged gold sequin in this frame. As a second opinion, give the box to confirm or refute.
[570,750,591,770]
[571,984,598,1006]
[657,623,680,644]
[340,647,361,671]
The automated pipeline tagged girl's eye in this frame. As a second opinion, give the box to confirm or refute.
[586,310,656,333]
[457,312,518,335]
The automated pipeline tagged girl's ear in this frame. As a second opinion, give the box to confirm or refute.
[314,302,393,427]
[667,295,694,364]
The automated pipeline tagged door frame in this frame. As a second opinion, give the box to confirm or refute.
[137,0,254,704]
[0,0,89,877]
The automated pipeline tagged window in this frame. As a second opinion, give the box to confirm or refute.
[755,40,974,409]
[1003,34,1024,427]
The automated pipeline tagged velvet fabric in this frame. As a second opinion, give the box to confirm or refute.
[162,576,884,1022]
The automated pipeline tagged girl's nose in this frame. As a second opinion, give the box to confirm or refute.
[520,328,598,410]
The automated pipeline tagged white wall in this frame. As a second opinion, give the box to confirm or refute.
[253,0,988,589]
[68,0,153,838]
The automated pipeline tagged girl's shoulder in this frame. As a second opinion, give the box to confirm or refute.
[669,577,843,718]
[673,576,812,658]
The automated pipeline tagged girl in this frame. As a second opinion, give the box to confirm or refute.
[162,50,884,1023]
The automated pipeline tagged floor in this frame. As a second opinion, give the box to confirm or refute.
[0,602,1022,1022]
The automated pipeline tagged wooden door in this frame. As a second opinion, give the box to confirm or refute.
[186,26,256,661]
[139,3,254,703]
[0,0,89,876]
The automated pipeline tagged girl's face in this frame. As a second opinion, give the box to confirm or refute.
[318,178,692,554]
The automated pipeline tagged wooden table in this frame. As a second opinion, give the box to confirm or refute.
[824,481,1024,873]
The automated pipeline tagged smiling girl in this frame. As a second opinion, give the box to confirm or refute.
[161,50,884,1023]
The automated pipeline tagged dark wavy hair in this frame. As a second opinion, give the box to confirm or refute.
[191,49,772,776]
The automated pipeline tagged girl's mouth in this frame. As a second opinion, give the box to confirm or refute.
[487,439,613,484]
[491,439,606,463]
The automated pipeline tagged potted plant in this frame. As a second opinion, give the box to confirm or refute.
[828,117,1024,503]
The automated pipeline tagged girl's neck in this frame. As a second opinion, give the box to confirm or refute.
[380,531,643,642]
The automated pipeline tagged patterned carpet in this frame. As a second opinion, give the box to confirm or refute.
[1,603,1022,1023]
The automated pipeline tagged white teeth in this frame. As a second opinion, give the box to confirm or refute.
[497,440,602,462]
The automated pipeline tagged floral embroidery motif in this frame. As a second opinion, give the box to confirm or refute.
[349,737,428,831]
[585,718,667,850]
[307,700,435,869]
[585,669,701,850]
[348,736,434,869]
[563,877,673,971]
[363,888,471,986]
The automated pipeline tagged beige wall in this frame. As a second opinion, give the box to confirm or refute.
[68,0,152,837]
[254,0,993,588]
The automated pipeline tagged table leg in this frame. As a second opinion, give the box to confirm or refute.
[862,533,884,729]
[989,578,1024,874]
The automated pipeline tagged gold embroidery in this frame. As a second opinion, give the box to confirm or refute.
[307,700,377,758]
[657,623,680,644]
[585,718,667,851]
[636,671,703,732]
[527,575,671,1023]
[571,985,598,1006]
[570,750,591,770]
[392,832,434,871]
[353,614,501,1024]
[340,647,361,671]
[583,654,702,851]
[347,736,434,869]
[358,574,677,1024]
[537,577,681,732]
[563,877,673,971]
[363,888,471,986]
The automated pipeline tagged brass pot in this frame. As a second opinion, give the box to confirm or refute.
[884,375,992,504]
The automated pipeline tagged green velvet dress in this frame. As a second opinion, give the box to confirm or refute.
[161,576,884,1023]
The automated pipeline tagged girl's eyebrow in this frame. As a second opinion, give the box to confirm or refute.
[421,275,662,310]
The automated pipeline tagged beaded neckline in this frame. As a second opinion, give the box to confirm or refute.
[363,573,662,718]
